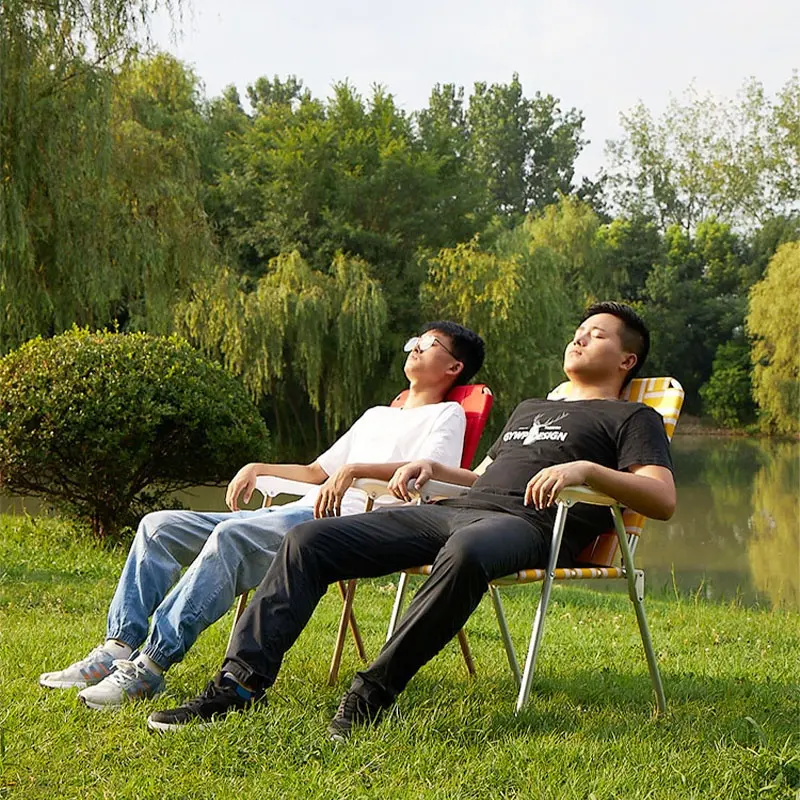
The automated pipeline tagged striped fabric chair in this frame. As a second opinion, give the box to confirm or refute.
[390,376,684,714]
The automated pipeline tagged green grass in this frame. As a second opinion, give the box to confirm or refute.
[1,516,798,799]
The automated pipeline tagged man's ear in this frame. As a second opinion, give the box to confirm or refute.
[621,352,638,376]
[448,361,464,380]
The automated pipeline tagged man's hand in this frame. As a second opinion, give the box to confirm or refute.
[525,460,591,510]
[387,459,435,502]
[226,463,259,512]
[314,465,356,519]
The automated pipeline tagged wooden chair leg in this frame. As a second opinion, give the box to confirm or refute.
[336,580,367,661]
[328,580,362,685]
[457,629,476,677]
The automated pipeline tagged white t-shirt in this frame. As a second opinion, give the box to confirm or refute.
[282,401,466,516]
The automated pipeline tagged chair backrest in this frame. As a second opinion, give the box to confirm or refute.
[390,384,494,469]
[547,377,685,566]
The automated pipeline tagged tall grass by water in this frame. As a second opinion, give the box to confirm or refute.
[1,516,797,799]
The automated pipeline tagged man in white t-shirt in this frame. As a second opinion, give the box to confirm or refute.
[38,321,485,709]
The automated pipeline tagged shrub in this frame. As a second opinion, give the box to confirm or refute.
[0,330,271,537]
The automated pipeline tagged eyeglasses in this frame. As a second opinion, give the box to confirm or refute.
[403,334,459,360]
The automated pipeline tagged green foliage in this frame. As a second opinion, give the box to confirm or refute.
[700,339,757,428]
[0,1,210,353]
[747,241,800,435]
[421,230,573,436]
[0,330,270,537]
[176,251,388,457]
[606,75,800,231]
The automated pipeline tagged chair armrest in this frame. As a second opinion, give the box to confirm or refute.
[351,478,393,499]
[353,477,472,504]
[255,475,318,499]
[411,479,471,503]
[556,484,618,507]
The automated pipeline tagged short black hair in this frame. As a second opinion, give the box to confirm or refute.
[580,301,650,387]
[421,321,485,386]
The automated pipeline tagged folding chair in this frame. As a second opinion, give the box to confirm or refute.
[226,384,494,686]
[388,376,684,714]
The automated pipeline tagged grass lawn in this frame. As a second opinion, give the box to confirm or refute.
[1,516,797,799]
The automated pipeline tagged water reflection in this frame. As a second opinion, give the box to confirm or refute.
[747,443,799,609]
[1,436,798,609]
[638,436,799,610]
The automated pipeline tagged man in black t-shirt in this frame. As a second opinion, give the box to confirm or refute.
[149,302,677,736]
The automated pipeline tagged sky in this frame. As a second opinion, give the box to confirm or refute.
[149,0,798,180]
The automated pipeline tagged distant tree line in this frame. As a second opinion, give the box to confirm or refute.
[2,0,798,456]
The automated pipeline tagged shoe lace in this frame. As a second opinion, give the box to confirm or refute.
[108,659,146,687]
[182,680,229,711]
[335,691,362,720]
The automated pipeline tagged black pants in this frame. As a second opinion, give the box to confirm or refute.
[223,505,549,705]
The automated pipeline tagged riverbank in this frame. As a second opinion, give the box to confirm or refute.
[675,414,800,440]
[1,516,797,799]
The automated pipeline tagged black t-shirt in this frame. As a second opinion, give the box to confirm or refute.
[439,398,674,564]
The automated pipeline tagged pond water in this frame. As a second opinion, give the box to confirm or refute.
[2,436,798,609]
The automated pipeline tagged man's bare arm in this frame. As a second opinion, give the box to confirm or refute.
[226,461,328,511]
[386,456,494,501]
[525,461,676,520]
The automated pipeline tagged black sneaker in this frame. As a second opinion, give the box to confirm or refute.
[147,678,260,732]
[327,690,386,741]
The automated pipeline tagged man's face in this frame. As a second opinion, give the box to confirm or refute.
[563,313,636,382]
[403,330,463,385]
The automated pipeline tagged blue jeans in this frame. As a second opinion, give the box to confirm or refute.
[106,506,315,670]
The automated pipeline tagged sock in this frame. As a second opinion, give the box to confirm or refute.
[103,639,133,659]
[221,671,255,700]
[135,654,164,676]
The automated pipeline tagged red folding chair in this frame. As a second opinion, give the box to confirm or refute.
[226,385,494,686]
[327,384,493,684]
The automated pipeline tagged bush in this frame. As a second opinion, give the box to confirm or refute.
[699,339,757,429]
[0,330,271,537]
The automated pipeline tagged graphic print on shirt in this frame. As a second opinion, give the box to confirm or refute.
[501,411,570,445]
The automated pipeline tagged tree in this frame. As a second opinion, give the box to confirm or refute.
[639,220,749,410]
[699,339,757,428]
[175,251,389,459]
[606,75,800,232]
[747,241,800,435]
[467,74,586,221]
[0,1,195,352]
[420,228,574,439]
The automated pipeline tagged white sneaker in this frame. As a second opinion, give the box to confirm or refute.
[78,659,165,710]
[39,645,117,689]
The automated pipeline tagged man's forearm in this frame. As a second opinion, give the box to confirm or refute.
[430,462,479,487]
[345,463,409,482]
[583,463,675,520]
[253,463,327,484]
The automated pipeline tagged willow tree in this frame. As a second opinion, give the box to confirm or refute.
[176,251,389,458]
[421,228,574,440]
[0,1,204,352]
[747,241,800,435]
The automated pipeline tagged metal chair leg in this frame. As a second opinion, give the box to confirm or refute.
[516,501,569,712]
[612,508,667,715]
[490,585,520,687]
[227,591,249,652]
[386,571,410,641]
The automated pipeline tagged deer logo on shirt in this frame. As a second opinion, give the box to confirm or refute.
[498,411,568,446]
